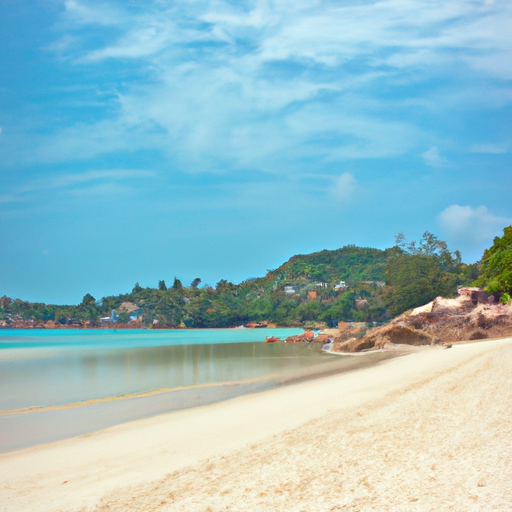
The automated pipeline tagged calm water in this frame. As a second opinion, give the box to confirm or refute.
[0,329,397,451]
[0,327,304,350]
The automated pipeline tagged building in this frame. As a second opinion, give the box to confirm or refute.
[284,285,296,295]
[100,309,118,325]
[334,281,347,291]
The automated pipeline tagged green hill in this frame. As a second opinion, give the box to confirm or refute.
[2,232,488,329]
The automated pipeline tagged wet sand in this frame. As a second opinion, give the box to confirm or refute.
[1,338,512,511]
[0,349,396,452]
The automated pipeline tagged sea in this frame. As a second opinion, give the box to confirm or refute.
[0,328,396,452]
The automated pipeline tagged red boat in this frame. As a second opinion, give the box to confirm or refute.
[265,336,280,343]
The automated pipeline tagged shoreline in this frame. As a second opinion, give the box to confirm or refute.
[0,325,301,331]
[2,349,399,417]
[0,348,399,453]
[2,336,511,511]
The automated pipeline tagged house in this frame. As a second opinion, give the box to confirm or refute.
[334,281,347,291]
[284,285,296,295]
[101,309,118,325]
[308,290,317,300]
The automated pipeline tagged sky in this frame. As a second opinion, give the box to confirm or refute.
[1,0,511,304]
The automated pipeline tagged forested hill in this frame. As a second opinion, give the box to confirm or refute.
[262,245,395,286]
[1,231,493,329]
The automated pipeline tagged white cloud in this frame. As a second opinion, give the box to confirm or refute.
[44,169,155,188]
[421,146,446,167]
[1,169,155,205]
[438,205,511,245]
[471,143,508,154]
[331,172,358,201]
[28,0,512,173]
[83,26,173,62]
[63,0,124,26]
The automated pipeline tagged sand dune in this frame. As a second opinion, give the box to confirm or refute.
[1,338,511,511]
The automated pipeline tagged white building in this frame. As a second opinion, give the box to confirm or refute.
[284,285,296,295]
[334,281,347,291]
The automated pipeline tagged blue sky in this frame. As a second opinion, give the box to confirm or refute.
[1,0,511,304]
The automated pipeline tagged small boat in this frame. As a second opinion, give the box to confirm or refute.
[265,336,280,343]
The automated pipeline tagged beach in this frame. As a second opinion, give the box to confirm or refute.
[1,337,512,511]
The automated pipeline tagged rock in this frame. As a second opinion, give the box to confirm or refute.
[285,334,307,343]
[285,333,331,344]
[410,301,435,316]
[330,295,512,354]
[366,324,434,347]
[332,337,375,353]
[410,294,473,317]
[355,298,369,310]
[469,330,487,340]
[312,334,330,343]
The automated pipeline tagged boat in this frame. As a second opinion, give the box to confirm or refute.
[265,336,280,343]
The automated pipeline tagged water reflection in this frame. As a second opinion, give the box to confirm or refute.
[0,342,329,410]
[0,342,400,452]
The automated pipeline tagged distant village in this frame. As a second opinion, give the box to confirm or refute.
[0,279,388,329]
[3,231,495,330]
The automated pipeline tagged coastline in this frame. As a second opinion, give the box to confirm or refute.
[2,336,511,511]
[0,325,299,331]
[0,348,398,452]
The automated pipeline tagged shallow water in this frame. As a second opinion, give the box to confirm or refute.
[0,329,398,451]
[0,327,303,350]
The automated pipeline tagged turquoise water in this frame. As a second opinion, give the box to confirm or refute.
[0,329,397,451]
[0,327,302,350]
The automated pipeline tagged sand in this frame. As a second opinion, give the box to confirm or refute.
[1,338,512,511]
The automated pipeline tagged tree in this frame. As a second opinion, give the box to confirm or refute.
[0,296,11,307]
[386,232,462,316]
[118,312,130,324]
[295,301,324,322]
[190,278,201,289]
[158,280,167,291]
[132,282,142,294]
[216,279,237,294]
[321,291,357,324]
[476,226,512,294]
[172,277,183,290]
[81,293,96,307]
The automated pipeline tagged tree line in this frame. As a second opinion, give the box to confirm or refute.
[2,227,510,328]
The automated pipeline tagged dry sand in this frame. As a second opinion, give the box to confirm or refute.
[1,338,512,511]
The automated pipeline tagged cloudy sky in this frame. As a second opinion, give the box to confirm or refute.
[1,0,511,304]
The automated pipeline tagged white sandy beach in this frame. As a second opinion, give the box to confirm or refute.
[1,338,512,511]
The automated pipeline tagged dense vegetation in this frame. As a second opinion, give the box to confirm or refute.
[475,226,512,296]
[2,228,509,329]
